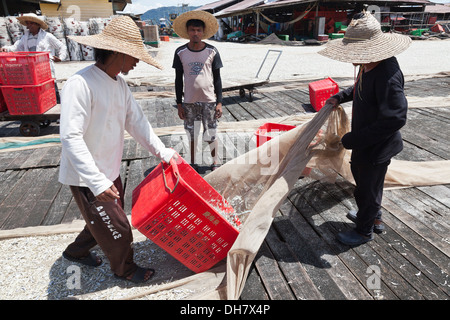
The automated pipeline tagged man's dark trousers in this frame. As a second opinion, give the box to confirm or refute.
[64,177,137,278]
[351,160,390,237]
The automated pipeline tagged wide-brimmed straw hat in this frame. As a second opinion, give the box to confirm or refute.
[17,13,48,30]
[318,12,411,64]
[68,16,162,69]
[173,10,219,40]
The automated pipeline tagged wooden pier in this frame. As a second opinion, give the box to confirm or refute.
[0,75,449,300]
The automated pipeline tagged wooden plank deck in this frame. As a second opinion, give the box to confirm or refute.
[0,76,449,300]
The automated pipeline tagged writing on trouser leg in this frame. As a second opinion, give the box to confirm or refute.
[96,205,122,240]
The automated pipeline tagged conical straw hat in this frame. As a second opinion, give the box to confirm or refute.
[173,10,219,40]
[17,13,48,30]
[318,12,411,64]
[68,16,162,70]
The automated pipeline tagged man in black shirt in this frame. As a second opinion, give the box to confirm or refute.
[319,12,411,246]
[172,11,223,172]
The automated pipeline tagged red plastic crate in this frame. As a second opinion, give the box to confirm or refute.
[0,51,52,85]
[0,90,7,113]
[255,122,296,147]
[308,77,339,111]
[131,155,240,273]
[1,78,56,115]
[0,64,3,85]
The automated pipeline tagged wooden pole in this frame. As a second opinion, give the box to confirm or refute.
[256,10,260,37]
[2,0,9,16]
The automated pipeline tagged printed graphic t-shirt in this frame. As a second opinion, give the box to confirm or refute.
[172,43,223,103]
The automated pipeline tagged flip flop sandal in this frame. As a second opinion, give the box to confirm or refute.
[62,251,103,267]
[114,267,155,284]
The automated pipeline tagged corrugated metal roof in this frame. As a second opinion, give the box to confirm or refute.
[224,0,265,11]
[198,0,241,11]
[214,0,432,18]
[214,0,432,17]
[258,0,313,8]
[214,0,265,16]
[258,0,431,9]
[425,3,450,13]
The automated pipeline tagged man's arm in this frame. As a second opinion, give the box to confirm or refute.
[125,86,176,163]
[47,32,68,61]
[341,70,407,150]
[213,67,223,118]
[1,35,25,52]
[174,67,184,104]
[175,67,185,119]
[172,50,185,119]
[330,85,354,105]
[212,49,223,118]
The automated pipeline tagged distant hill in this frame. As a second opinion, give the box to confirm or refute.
[141,6,200,25]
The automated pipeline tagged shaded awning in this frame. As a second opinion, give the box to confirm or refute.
[198,0,241,11]
[425,4,450,14]
[213,0,433,18]
[214,0,267,17]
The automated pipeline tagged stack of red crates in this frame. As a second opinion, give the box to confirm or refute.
[0,52,56,115]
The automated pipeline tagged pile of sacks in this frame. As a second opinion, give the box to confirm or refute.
[0,15,116,61]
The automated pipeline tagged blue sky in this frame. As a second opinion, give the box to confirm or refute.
[124,0,449,14]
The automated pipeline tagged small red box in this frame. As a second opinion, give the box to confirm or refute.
[131,154,240,273]
[160,35,169,41]
[308,77,339,111]
[0,51,52,85]
[255,122,296,147]
[1,78,56,115]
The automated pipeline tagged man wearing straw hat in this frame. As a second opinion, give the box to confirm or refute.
[172,11,223,172]
[1,13,68,102]
[58,16,176,283]
[319,12,411,246]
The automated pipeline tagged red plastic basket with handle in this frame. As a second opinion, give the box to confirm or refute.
[255,122,296,147]
[255,122,312,176]
[1,78,56,115]
[308,77,339,111]
[131,155,240,273]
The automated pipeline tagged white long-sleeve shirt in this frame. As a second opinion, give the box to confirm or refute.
[59,64,175,196]
[4,28,68,77]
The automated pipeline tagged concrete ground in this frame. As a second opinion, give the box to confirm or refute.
[54,37,450,86]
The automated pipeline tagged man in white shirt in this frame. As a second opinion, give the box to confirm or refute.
[59,16,176,283]
[1,13,68,102]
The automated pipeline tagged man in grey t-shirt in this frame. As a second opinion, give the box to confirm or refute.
[172,11,222,172]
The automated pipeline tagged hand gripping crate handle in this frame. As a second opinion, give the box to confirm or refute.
[162,158,180,193]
